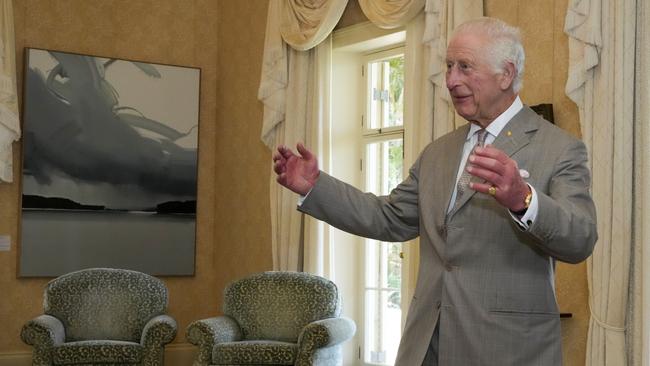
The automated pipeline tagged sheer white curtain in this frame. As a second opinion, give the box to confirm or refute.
[564,0,642,364]
[0,0,19,183]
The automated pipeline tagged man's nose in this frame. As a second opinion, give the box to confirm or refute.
[446,68,460,90]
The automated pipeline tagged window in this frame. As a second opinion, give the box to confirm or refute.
[331,23,408,366]
[362,50,404,365]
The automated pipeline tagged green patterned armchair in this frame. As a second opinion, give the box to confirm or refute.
[21,268,177,366]
[186,271,356,366]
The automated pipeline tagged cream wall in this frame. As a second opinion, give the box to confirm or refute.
[0,0,272,362]
[0,0,589,365]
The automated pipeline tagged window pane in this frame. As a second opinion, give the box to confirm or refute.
[369,62,382,130]
[387,243,402,293]
[386,138,403,193]
[366,54,404,131]
[364,289,401,365]
[365,143,380,193]
[386,56,404,128]
[364,134,404,365]
[365,239,380,288]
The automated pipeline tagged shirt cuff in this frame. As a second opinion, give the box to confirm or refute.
[509,184,538,230]
[297,188,314,206]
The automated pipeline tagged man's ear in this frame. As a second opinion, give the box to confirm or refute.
[499,61,516,90]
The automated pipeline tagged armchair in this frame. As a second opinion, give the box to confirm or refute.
[187,271,356,366]
[21,268,177,366]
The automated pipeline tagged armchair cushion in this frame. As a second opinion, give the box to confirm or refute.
[52,340,143,365]
[224,272,340,343]
[212,340,298,365]
[44,268,168,342]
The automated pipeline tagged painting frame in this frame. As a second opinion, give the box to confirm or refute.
[19,48,201,277]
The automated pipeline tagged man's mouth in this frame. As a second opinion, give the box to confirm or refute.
[452,95,471,103]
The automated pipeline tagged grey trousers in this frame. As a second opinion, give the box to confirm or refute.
[422,323,440,366]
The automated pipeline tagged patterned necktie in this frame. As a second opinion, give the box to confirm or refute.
[453,129,487,208]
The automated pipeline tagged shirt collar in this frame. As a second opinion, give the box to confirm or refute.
[466,96,524,140]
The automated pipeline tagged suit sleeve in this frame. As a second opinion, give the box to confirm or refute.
[298,158,421,242]
[527,139,598,263]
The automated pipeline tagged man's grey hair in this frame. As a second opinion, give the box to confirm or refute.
[452,17,525,93]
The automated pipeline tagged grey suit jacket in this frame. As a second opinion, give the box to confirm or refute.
[299,106,597,366]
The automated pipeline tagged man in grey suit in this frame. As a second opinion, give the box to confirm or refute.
[273,17,597,366]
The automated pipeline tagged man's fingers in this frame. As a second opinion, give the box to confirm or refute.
[296,142,313,160]
[473,145,509,164]
[469,181,493,195]
[273,160,286,175]
[467,165,500,185]
[468,154,505,176]
[272,150,284,162]
[277,145,297,160]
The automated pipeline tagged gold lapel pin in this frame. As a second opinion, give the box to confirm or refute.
[506,131,512,136]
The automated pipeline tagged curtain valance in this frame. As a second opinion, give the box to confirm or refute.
[278,0,428,51]
[280,0,348,51]
[358,0,425,29]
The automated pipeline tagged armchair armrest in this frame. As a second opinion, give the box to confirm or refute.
[21,314,65,366]
[296,317,356,365]
[186,316,242,366]
[140,314,177,366]
[141,314,177,345]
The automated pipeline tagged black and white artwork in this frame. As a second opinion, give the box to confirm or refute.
[19,48,200,276]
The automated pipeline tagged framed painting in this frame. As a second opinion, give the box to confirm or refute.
[19,48,200,277]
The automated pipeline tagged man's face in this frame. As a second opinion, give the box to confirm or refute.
[445,32,512,127]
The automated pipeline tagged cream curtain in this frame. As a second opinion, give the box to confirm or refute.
[565,0,637,364]
[630,0,650,364]
[280,0,347,51]
[358,0,425,29]
[259,0,345,270]
[0,0,19,183]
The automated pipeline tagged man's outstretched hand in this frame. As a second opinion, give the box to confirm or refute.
[273,143,320,196]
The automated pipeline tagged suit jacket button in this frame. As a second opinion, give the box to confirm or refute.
[444,263,453,272]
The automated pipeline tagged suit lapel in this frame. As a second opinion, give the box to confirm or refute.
[437,125,470,222]
[447,107,539,218]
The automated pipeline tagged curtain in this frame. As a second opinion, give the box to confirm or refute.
[564,0,637,364]
[358,0,425,29]
[259,0,345,270]
[629,0,650,364]
[0,0,19,183]
[280,0,347,51]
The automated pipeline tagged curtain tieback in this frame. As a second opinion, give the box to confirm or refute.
[588,297,626,332]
